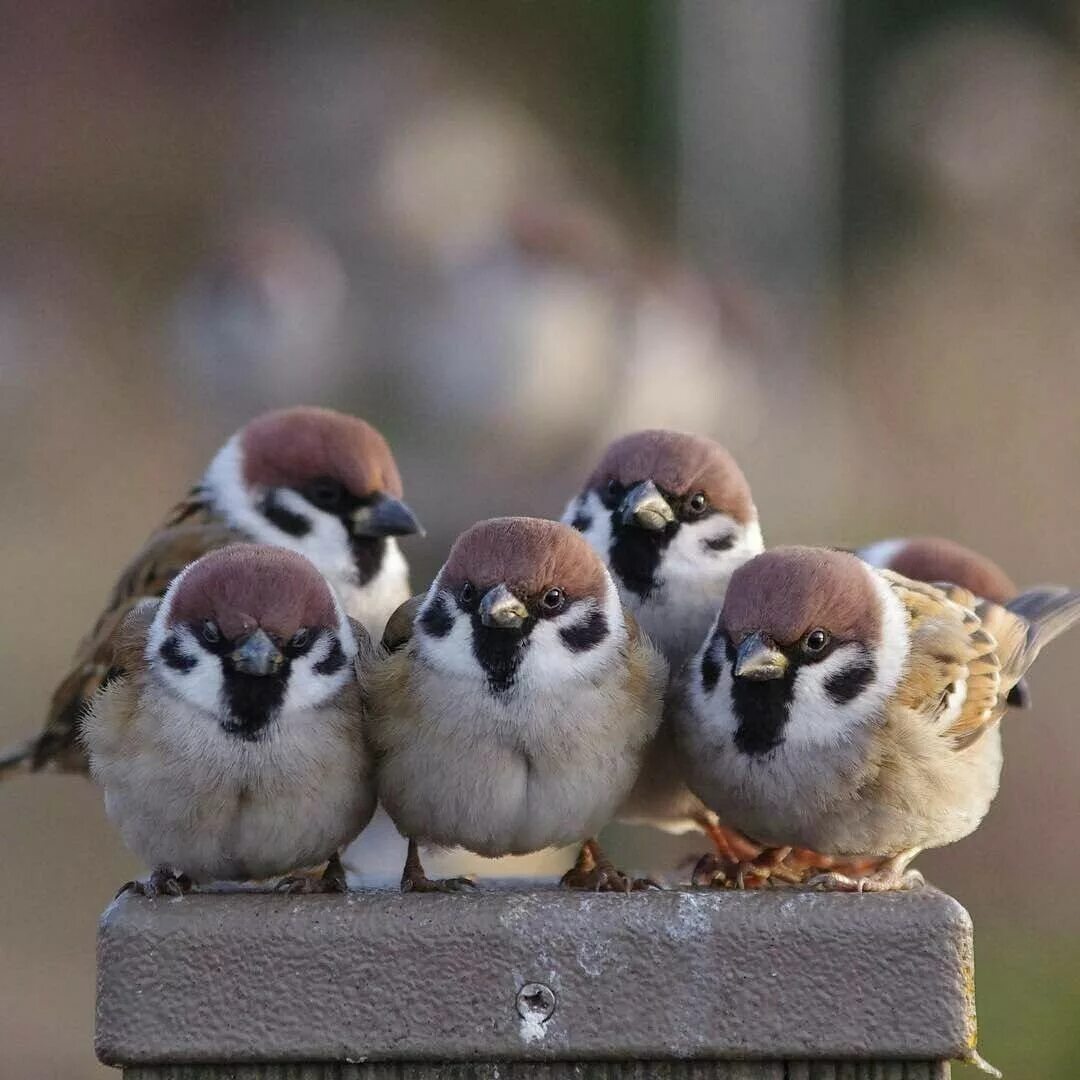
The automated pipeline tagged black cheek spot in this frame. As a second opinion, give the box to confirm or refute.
[313,638,347,675]
[260,491,312,538]
[159,636,196,673]
[701,651,721,693]
[571,510,593,533]
[559,609,608,652]
[704,532,736,553]
[419,594,453,638]
[824,657,876,705]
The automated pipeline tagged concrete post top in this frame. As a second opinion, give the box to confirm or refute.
[96,883,975,1068]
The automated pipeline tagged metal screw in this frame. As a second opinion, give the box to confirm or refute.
[516,982,556,1023]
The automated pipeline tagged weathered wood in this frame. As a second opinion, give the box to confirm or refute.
[124,1064,949,1079]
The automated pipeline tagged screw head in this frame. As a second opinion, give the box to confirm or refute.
[516,982,556,1023]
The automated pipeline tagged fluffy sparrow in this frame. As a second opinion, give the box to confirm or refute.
[2,405,421,779]
[367,517,668,892]
[858,535,1028,707]
[562,429,764,862]
[673,546,1080,890]
[83,545,376,895]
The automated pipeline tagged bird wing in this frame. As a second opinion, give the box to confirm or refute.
[884,571,1013,751]
[33,498,242,773]
[381,595,425,653]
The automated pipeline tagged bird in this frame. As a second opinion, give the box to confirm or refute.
[82,545,377,896]
[561,429,765,866]
[672,545,1080,890]
[1,405,422,780]
[366,516,668,892]
[857,535,1029,706]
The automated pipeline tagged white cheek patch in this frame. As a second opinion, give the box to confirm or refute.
[562,490,613,565]
[687,619,738,733]
[281,632,353,712]
[147,621,225,717]
[415,588,480,680]
[666,514,763,582]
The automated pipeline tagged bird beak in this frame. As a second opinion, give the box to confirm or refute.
[733,632,788,681]
[620,480,675,532]
[351,495,425,539]
[479,584,529,630]
[229,628,284,677]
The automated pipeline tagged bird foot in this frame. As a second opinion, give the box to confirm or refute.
[560,864,660,893]
[808,868,925,893]
[118,868,193,899]
[276,853,348,894]
[401,869,477,894]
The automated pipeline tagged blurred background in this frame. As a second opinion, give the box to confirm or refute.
[1,2,1078,1076]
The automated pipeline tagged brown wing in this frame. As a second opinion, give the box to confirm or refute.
[885,571,1013,751]
[381,595,425,653]
[30,501,243,774]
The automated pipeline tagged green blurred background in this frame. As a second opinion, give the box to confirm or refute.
[1,2,1078,1076]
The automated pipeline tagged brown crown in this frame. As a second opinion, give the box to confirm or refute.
[880,537,1016,605]
[585,429,755,524]
[439,517,607,602]
[722,546,881,647]
[169,545,337,642]
[240,406,403,498]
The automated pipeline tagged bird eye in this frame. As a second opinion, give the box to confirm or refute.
[687,492,708,516]
[304,477,344,509]
[459,582,477,608]
[290,628,310,650]
[540,587,565,613]
[201,620,220,644]
[803,628,830,654]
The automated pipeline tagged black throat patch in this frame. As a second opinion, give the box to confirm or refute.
[220,665,290,742]
[608,514,678,600]
[348,535,387,587]
[470,615,536,694]
[729,639,798,758]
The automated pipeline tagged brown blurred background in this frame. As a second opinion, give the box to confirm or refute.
[1,2,1078,1076]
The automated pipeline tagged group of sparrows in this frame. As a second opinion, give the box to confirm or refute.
[3,405,1078,896]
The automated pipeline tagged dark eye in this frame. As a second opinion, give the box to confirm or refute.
[540,587,565,613]
[304,477,344,509]
[803,628,830,655]
[290,628,310,650]
[687,492,708,516]
[201,620,220,644]
[459,582,477,608]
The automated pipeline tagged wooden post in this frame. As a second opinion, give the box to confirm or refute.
[97,884,975,1078]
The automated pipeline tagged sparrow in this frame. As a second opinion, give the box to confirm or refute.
[672,546,1080,890]
[82,545,377,895]
[857,535,1029,706]
[366,516,668,892]
[562,429,765,863]
[1,405,421,780]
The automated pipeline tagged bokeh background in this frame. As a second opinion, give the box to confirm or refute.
[2,2,1078,1076]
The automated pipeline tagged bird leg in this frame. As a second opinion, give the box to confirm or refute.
[561,838,661,893]
[400,838,476,894]
[691,819,787,889]
[808,848,925,893]
[276,852,349,894]
[118,867,193,899]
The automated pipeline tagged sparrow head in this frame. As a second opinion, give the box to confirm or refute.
[414,517,626,694]
[858,536,1017,605]
[204,406,423,586]
[148,545,360,741]
[695,546,909,756]
[564,429,762,600]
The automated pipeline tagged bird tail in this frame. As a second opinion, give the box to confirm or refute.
[0,736,38,780]
[1002,586,1080,685]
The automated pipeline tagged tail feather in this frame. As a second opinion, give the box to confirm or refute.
[0,737,38,780]
[1006,586,1080,676]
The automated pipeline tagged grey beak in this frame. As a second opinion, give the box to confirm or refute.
[733,631,788,681]
[620,480,675,532]
[351,495,425,539]
[479,584,529,630]
[229,628,284,677]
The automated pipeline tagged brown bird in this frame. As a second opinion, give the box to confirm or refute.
[367,517,668,892]
[672,546,1080,890]
[1,405,421,780]
[82,545,376,896]
[857,535,1029,707]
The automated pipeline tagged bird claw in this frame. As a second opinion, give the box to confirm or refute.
[401,872,476,894]
[118,868,192,899]
[275,874,347,895]
[560,865,660,893]
[808,868,925,893]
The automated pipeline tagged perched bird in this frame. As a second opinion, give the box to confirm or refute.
[1,405,421,779]
[673,546,1080,890]
[563,429,763,668]
[367,517,668,892]
[562,430,764,863]
[83,545,376,895]
[857,535,1028,706]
